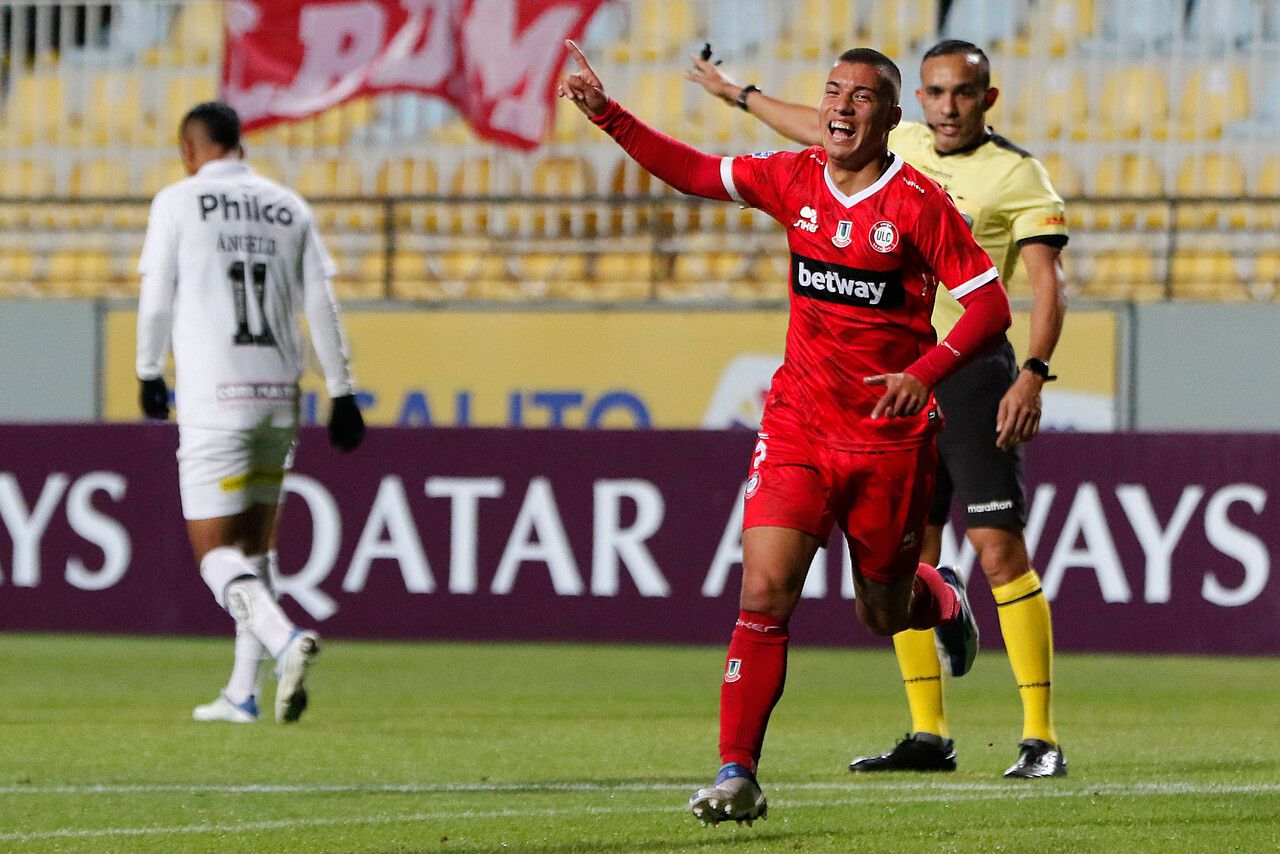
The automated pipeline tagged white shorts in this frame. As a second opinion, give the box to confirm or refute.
[177,423,298,521]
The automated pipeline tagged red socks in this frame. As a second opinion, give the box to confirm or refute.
[909,563,960,630]
[719,610,789,771]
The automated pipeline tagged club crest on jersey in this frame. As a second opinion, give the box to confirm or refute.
[725,659,743,682]
[793,205,818,232]
[869,221,899,253]
[832,220,853,248]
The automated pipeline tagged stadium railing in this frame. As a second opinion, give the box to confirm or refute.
[2,0,1279,303]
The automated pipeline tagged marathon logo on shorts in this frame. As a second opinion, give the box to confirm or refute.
[968,499,1015,514]
[790,253,904,309]
[216,382,298,403]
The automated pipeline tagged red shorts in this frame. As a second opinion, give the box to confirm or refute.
[742,426,937,584]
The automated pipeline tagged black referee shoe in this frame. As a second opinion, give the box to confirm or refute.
[849,733,957,773]
[1004,739,1068,778]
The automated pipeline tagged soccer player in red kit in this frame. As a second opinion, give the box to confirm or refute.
[561,43,1011,825]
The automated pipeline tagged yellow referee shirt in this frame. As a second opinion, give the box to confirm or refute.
[888,121,1068,338]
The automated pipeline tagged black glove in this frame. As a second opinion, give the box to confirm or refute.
[328,394,365,452]
[139,377,170,420]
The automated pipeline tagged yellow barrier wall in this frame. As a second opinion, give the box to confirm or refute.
[103,309,1117,429]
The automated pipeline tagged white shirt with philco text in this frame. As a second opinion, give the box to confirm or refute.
[136,157,355,429]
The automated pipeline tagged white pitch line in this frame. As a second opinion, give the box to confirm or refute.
[7,788,1280,850]
[2,780,1280,797]
[3,782,1280,843]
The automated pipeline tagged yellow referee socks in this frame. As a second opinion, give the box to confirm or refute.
[993,570,1057,745]
[893,628,948,738]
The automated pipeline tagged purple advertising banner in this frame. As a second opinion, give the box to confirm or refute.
[0,425,1277,654]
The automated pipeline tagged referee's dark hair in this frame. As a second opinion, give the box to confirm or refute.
[922,39,991,89]
[181,101,242,151]
[836,47,902,104]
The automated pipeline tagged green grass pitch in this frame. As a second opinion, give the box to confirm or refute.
[2,634,1278,852]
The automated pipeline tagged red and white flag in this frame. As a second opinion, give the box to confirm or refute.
[222,0,605,150]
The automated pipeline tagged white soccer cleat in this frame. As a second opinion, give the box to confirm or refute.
[192,693,259,723]
[689,763,768,826]
[274,630,319,724]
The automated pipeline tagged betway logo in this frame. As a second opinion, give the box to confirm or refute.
[790,253,904,309]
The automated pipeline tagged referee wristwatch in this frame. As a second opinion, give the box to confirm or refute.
[736,84,761,112]
[1022,358,1057,381]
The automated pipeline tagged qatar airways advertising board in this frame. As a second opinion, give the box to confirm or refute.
[0,425,1276,654]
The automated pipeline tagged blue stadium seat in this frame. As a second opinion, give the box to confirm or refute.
[1186,0,1258,50]
[941,0,1017,52]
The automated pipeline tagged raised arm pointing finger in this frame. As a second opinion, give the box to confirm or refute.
[559,39,608,117]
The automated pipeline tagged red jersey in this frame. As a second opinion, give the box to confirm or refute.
[721,147,999,451]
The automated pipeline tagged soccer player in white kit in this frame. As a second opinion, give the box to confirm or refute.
[136,102,365,724]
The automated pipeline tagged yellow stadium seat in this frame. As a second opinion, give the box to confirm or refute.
[1035,0,1096,55]
[0,249,36,283]
[1038,154,1084,198]
[1170,249,1247,300]
[81,72,146,146]
[0,160,57,198]
[627,71,686,131]
[686,67,765,145]
[437,250,507,282]
[517,252,589,282]
[1,75,65,144]
[69,160,131,197]
[1254,253,1280,296]
[782,0,858,60]
[1097,66,1169,141]
[529,157,596,236]
[1008,70,1086,142]
[672,251,747,283]
[1175,154,1248,228]
[148,0,224,67]
[295,159,365,196]
[552,95,595,144]
[377,159,440,229]
[162,74,219,131]
[1176,67,1249,141]
[594,250,656,286]
[1091,154,1167,229]
[1081,249,1164,300]
[865,0,937,58]
[141,160,188,195]
[610,0,694,61]
[333,272,383,302]
[44,249,118,297]
[377,159,439,195]
[389,249,430,290]
[1257,156,1280,196]
[448,158,511,234]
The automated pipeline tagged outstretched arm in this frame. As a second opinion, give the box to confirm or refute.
[685,54,822,146]
[560,41,732,201]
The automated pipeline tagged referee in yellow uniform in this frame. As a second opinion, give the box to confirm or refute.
[688,39,1068,778]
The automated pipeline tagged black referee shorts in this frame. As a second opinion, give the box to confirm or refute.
[929,337,1027,531]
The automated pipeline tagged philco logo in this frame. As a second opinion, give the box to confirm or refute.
[869,220,899,253]
[793,205,819,232]
[832,220,853,248]
[790,253,904,309]
[725,659,743,682]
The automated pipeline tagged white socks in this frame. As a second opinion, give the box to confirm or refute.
[201,546,297,661]
[222,553,272,704]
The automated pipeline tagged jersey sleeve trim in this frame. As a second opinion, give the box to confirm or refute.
[948,266,999,299]
[1016,234,1069,249]
[721,157,743,203]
